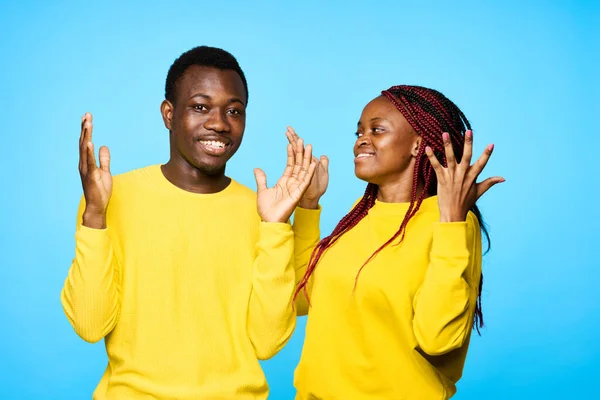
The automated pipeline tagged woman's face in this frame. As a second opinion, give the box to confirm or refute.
[354,96,421,186]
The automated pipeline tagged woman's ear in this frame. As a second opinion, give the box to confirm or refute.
[411,136,422,157]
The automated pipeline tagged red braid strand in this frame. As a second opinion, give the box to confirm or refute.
[293,85,486,334]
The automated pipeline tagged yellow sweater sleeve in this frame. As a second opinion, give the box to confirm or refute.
[247,222,297,360]
[291,206,322,316]
[412,212,482,356]
[60,196,121,343]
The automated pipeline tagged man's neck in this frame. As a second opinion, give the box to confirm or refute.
[161,161,231,194]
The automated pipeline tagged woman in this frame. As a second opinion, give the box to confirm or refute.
[289,85,504,399]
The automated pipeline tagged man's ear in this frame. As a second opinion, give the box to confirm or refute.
[161,99,174,131]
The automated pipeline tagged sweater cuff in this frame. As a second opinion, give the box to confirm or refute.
[293,206,321,239]
[430,222,469,261]
[258,221,293,246]
[76,224,112,253]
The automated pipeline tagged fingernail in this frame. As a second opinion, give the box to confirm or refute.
[500,178,506,183]
[487,144,494,151]
[425,146,432,154]
[442,132,449,141]
[466,130,472,138]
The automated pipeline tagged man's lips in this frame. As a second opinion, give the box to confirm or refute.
[197,138,230,155]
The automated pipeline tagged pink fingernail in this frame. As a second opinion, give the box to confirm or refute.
[425,146,432,154]
[487,144,494,151]
[442,132,449,140]
[466,130,472,138]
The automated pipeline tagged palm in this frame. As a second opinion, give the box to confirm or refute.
[257,176,306,222]
[305,157,328,200]
[254,137,317,223]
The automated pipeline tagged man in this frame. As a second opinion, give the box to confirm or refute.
[61,46,317,399]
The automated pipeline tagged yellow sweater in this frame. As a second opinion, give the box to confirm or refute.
[61,165,296,400]
[293,196,482,400]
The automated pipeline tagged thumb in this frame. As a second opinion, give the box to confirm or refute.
[254,168,267,191]
[476,176,505,199]
[99,146,111,173]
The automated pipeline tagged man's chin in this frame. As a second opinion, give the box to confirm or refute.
[193,160,227,177]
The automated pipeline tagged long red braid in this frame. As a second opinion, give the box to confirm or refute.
[294,85,488,334]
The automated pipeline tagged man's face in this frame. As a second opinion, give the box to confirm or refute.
[162,65,247,176]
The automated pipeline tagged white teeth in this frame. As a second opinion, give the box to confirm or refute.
[356,153,374,158]
[200,140,226,149]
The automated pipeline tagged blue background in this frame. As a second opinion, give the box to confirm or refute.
[1,1,598,399]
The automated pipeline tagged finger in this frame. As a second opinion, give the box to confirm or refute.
[80,121,95,175]
[462,130,473,167]
[81,118,93,158]
[298,144,313,183]
[86,141,97,172]
[470,143,495,177]
[424,146,444,176]
[475,176,505,199]
[288,126,300,142]
[254,168,268,191]
[442,132,456,169]
[79,113,92,141]
[302,144,313,173]
[285,129,294,149]
[83,113,94,144]
[99,146,111,173]
[299,157,318,192]
[320,155,329,173]
[79,115,92,169]
[79,113,88,149]
[285,126,299,148]
[79,118,88,173]
[281,143,294,178]
[291,138,305,177]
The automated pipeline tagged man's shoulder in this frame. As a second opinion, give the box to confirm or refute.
[113,164,159,184]
[113,165,160,189]
[229,179,257,201]
[107,165,161,203]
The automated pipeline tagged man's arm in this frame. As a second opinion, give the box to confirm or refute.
[61,113,120,343]
[247,132,318,359]
[246,222,296,359]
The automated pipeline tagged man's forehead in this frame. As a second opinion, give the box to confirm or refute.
[179,66,246,100]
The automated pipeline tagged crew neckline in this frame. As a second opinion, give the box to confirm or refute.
[370,195,439,216]
[149,164,237,198]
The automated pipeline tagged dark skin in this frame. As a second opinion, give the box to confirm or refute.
[354,96,423,202]
[289,95,504,221]
[160,66,247,194]
[78,66,317,229]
